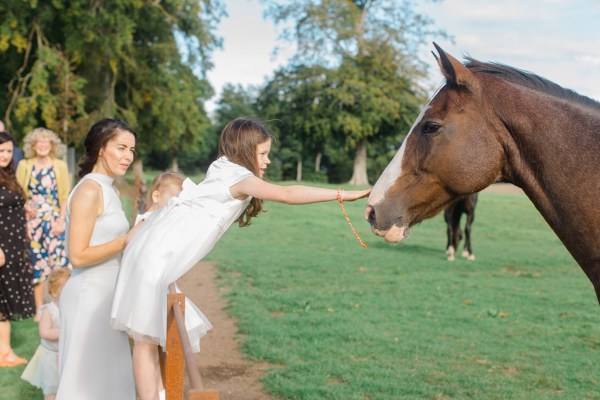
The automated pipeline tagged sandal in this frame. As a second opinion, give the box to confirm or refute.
[0,350,27,367]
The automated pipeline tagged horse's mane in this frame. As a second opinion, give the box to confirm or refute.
[464,58,600,111]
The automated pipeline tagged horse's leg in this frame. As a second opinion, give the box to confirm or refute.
[444,207,456,261]
[462,212,475,260]
[462,195,477,261]
[450,210,463,262]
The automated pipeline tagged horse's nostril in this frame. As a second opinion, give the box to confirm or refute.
[367,206,376,226]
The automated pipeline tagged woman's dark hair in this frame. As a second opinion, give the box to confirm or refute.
[78,118,137,178]
[218,117,273,227]
[0,131,25,198]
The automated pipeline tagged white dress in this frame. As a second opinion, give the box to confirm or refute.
[57,173,135,400]
[111,157,253,352]
[21,301,60,395]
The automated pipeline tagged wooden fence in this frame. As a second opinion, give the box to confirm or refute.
[159,283,219,400]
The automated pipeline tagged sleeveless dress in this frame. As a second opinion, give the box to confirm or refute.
[0,185,34,322]
[21,301,60,395]
[27,165,70,285]
[111,157,253,352]
[56,173,135,400]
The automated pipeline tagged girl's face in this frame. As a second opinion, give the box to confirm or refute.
[34,136,52,158]
[96,130,136,177]
[256,139,271,178]
[0,140,14,168]
[152,183,182,209]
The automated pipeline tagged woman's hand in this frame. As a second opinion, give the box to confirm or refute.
[125,220,145,246]
[24,200,37,220]
[51,217,66,236]
[0,247,5,267]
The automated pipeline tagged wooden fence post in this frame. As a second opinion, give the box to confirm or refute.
[165,292,186,399]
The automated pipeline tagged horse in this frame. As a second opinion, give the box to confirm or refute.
[444,193,478,261]
[365,43,600,303]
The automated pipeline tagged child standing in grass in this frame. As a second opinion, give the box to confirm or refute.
[111,117,371,400]
[135,171,184,224]
[21,268,71,400]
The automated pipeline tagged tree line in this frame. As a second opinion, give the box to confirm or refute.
[0,0,444,185]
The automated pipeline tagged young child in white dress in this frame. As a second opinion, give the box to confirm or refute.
[21,268,71,400]
[135,171,184,225]
[111,117,371,400]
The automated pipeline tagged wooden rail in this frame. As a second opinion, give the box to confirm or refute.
[159,283,219,400]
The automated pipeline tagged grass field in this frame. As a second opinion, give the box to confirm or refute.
[205,189,599,399]
[2,187,599,399]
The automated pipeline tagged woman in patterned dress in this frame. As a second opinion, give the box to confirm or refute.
[16,128,71,320]
[0,130,35,367]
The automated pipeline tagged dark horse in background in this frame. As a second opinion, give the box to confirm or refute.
[445,193,478,261]
[365,43,600,303]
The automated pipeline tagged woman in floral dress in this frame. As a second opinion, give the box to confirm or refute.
[16,128,71,320]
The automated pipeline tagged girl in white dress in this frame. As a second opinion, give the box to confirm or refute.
[57,119,140,400]
[111,117,371,400]
[21,268,70,400]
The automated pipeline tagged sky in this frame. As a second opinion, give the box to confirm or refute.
[205,0,600,113]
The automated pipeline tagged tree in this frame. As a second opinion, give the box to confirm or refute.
[261,0,443,184]
[258,64,334,181]
[0,0,224,162]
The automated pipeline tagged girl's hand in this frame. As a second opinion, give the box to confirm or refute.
[0,247,5,267]
[340,189,371,202]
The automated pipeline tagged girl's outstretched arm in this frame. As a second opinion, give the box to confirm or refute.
[231,176,371,205]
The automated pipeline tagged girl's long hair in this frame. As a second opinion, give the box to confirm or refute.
[0,131,26,198]
[78,118,137,178]
[218,118,273,227]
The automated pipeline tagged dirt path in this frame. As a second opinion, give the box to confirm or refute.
[177,263,273,400]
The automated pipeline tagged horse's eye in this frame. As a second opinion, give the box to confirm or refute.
[422,122,441,136]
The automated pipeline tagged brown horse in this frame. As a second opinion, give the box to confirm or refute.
[444,193,478,261]
[365,43,600,302]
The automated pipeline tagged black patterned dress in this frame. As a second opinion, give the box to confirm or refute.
[0,185,35,321]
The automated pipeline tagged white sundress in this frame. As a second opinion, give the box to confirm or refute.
[21,301,60,395]
[111,156,254,352]
[57,173,135,400]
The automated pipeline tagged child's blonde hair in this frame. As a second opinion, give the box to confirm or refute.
[47,268,71,297]
[146,171,184,210]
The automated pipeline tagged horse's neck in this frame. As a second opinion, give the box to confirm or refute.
[499,88,600,273]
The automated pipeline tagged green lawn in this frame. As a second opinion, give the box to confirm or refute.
[205,189,599,400]
[3,188,599,399]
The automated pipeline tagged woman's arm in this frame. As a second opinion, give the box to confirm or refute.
[38,307,59,341]
[67,180,127,268]
[231,176,370,205]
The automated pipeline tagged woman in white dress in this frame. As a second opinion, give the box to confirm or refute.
[57,119,139,399]
[111,117,371,400]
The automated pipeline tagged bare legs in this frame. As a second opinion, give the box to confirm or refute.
[133,340,164,400]
[0,320,11,355]
[0,320,27,367]
[33,282,44,321]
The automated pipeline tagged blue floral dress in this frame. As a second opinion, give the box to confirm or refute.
[27,165,70,284]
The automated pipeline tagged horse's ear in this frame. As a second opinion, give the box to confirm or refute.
[433,42,477,90]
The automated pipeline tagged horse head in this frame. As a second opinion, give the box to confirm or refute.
[365,43,505,242]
